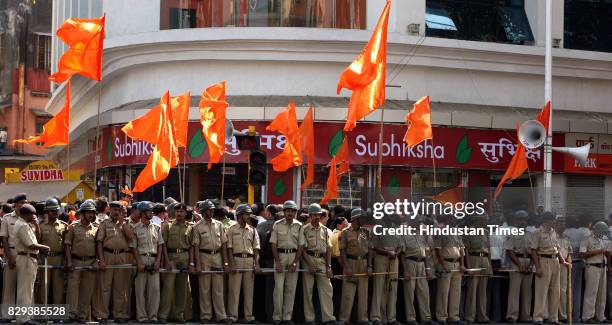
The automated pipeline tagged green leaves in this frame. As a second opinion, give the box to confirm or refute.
[188,128,207,158]
[328,130,344,157]
[455,135,472,164]
[387,175,400,196]
[273,178,286,197]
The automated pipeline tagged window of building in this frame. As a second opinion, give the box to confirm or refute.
[426,0,534,45]
[301,164,365,208]
[36,35,51,71]
[160,0,366,30]
[564,0,612,53]
[35,118,47,147]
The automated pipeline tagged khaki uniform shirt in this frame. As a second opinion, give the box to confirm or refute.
[39,219,68,253]
[340,226,370,257]
[433,233,463,259]
[65,221,98,257]
[162,221,193,250]
[530,227,560,255]
[15,217,38,254]
[96,219,131,250]
[299,223,332,253]
[403,233,428,258]
[463,229,490,253]
[371,230,403,253]
[0,212,20,248]
[559,235,572,261]
[330,229,342,258]
[227,223,260,254]
[130,221,164,255]
[192,218,226,251]
[504,232,533,256]
[580,233,606,264]
[270,218,302,249]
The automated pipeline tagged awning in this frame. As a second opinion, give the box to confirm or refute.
[0,181,84,202]
[30,108,53,118]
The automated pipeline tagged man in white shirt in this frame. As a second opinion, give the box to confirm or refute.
[151,203,166,226]
[564,213,591,322]
[488,212,513,322]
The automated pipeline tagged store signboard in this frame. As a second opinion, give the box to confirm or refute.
[564,133,612,175]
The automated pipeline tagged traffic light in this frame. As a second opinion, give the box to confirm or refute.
[249,150,267,186]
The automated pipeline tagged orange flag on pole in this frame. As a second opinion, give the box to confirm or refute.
[433,183,463,205]
[335,136,350,176]
[537,101,551,134]
[266,102,303,172]
[299,105,315,190]
[404,96,433,147]
[320,157,339,205]
[49,15,105,83]
[130,91,180,192]
[171,92,191,148]
[337,0,390,132]
[199,82,229,169]
[15,80,71,147]
[494,127,529,200]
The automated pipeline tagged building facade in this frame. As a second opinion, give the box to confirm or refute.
[46,0,612,218]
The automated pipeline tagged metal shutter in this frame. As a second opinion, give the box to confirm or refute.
[566,175,605,219]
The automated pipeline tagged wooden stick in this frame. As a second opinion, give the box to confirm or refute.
[376,107,385,195]
[93,81,103,196]
[567,264,572,325]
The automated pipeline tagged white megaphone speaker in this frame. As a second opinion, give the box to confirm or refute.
[225,119,236,140]
[552,144,591,167]
[519,120,546,149]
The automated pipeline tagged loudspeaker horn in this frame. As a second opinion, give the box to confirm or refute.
[519,120,546,149]
[552,144,591,167]
[225,119,236,140]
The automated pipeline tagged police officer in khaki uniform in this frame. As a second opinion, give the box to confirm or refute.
[434,214,465,324]
[192,200,230,323]
[0,193,27,321]
[339,208,371,324]
[400,216,435,325]
[270,200,302,325]
[159,203,194,323]
[505,210,534,323]
[462,214,493,324]
[37,198,68,305]
[370,215,403,325]
[131,201,165,323]
[580,221,608,323]
[227,204,261,324]
[65,201,99,322]
[298,203,336,325]
[15,204,50,325]
[556,218,572,323]
[531,212,561,325]
[96,201,134,323]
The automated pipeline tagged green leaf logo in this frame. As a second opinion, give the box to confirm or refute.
[328,130,344,157]
[273,178,286,197]
[106,136,113,160]
[188,128,207,158]
[387,175,400,196]
[455,135,472,164]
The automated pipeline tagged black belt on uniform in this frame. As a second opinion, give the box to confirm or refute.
[515,253,530,258]
[406,256,426,262]
[444,258,460,262]
[278,249,296,254]
[46,252,63,257]
[468,252,489,257]
[72,254,96,261]
[233,253,254,258]
[306,251,325,258]
[199,249,219,255]
[104,248,129,254]
[168,248,189,254]
[347,254,367,260]
[587,263,605,268]
[140,253,157,257]
[538,254,558,259]
[17,252,38,259]
[376,250,397,259]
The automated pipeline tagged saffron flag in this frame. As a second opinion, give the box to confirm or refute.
[320,157,339,205]
[49,15,105,83]
[299,105,315,190]
[404,96,433,147]
[171,92,191,148]
[266,102,302,172]
[130,91,180,192]
[15,80,71,147]
[335,136,350,175]
[537,101,551,134]
[433,183,463,205]
[199,82,229,169]
[337,0,390,131]
[494,127,529,200]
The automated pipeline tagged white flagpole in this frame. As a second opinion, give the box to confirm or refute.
[544,0,553,211]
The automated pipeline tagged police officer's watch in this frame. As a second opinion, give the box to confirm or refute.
[189,262,195,267]
[224,262,229,266]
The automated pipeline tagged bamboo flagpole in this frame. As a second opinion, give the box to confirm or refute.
[376,106,385,202]
[93,81,103,196]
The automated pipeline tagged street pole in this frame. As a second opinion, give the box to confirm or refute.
[544,0,553,211]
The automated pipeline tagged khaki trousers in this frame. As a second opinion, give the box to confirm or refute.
[227,256,255,321]
[533,257,560,322]
[16,255,37,324]
[159,252,190,322]
[559,264,569,321]
[464,255,489,322]
[506,258,533,321]
[302,256,335,322]
[2,249,17,319]
[403,259,431,322]
[67,258,97,320]
[370,254,398,322]
[339,257,368,322]
[135,255,160,322]
[582,264,607,321]
[100,252,132,319]
[273,252,299,321]
[198,251,226,321]
[37,254,65,304]
[435,260,462,323]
